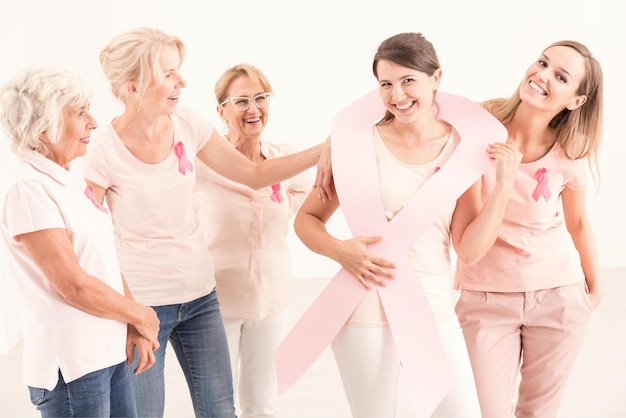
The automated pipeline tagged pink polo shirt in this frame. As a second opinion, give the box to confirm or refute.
[1,150,126,390]
[81,106,214,306]
[193,140,312,320]
[455,142,588,292]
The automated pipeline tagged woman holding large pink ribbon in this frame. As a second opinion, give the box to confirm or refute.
[283,32,521,418]
[80,27,327,418]
[455,40,604,418]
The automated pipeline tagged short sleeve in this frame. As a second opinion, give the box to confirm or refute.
[174,106,214,153]
[4,181,65,238]
[566,157,589,191]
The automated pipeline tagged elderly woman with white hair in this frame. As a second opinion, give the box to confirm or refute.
[0,64,160,418]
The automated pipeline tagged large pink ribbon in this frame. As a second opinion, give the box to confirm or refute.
[174,141,194,175]
[275,89,507,417]
[532,167,551,201]
[84,185,109,214]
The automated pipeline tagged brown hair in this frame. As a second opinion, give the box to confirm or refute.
[372,32,441,124]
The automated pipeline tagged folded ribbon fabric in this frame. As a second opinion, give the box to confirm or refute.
[174,141,194,175]
[274,89,507,417]
[271,183,284,203]
[84,185,109,214]
[532,167,551,201]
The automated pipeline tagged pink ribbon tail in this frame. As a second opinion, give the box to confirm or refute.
[271,183,284,203]
[174,141,194,175]
[84,186,109,214]
[531,167,551,201]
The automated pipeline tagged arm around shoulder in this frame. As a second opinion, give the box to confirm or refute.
[196,129,322,190]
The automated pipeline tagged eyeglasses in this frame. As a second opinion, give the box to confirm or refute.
[220,92,271,111]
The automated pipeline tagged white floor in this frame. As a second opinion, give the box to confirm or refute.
[1,268,625,417]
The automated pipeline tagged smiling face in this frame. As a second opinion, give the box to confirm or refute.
[519,45,588,114]
[139,44,187,116]
[376,59,441,124]
[218,75,269,141]
[42,101,98,168]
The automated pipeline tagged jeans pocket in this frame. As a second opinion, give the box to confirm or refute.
[28,386,45,406]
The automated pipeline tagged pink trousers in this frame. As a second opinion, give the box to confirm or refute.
[456,281,594,418]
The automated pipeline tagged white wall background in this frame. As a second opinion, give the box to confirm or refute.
[1,0,624,350]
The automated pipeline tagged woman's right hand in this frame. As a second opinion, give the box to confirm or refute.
[335,236,396,290]
[488,142,522,190]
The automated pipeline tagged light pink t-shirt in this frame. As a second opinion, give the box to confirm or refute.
[455,143,587,292]
[1,150,126,390]
[348,127,460,327]
[194,140,312,320]
[81,107,214,306]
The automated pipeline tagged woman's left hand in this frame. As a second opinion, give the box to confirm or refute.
[126,325,157,375]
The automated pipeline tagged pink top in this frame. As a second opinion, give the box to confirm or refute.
[348,127,460,327]
[455,143,588,292]
[1,150,126,390]
[81,107,214,306]
[194,140,312,320]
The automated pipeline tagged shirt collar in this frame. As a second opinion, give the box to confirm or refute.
[19,149,85,190]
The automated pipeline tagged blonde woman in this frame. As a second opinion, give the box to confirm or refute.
[82,27,325,417]
[455,40,604,418]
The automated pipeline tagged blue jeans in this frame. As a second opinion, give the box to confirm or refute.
[28,361,136,417]
[131,290,236,418]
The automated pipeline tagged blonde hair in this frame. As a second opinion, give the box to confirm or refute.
[0,64,92,155]
[486,40,603,179]
[214,63,273,104]
[99,27,186,102]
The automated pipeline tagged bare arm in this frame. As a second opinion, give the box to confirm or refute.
[294,182,395,289]
[197,129,323,190]
[17,228,160,347]
[562,187,603,308]
[452,142,522,264]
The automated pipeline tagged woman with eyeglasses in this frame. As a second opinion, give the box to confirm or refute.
[81,28,326,418]
[193,63,312,418]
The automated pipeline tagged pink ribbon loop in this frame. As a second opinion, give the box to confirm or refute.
[174,141,194,175]
[84,185,109,214]
[274,90,507,418]
[532,167,551,201]
[270,183,284,203]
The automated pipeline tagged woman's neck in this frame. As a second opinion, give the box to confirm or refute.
[226,133,263,162]
[506,103,558,162]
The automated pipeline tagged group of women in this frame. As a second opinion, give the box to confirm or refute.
[0,25,603,418]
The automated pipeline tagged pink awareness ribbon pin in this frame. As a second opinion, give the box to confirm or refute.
[532,167,551,201]
[274,90,507,418]
[174,141,194,175]
[84,185,109,214]
[270,183,284,203]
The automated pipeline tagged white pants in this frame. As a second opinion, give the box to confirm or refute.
[222,310,288,418]
[331,321,481,418]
